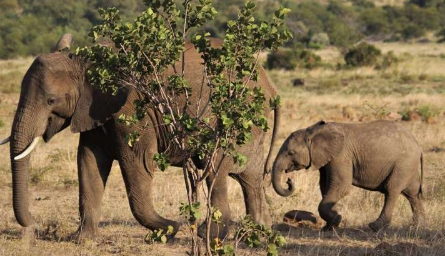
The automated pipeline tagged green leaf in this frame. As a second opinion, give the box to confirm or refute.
[167,225,174,235]
[164,114,172,125]
[221,114,234,128]
[153,153,170,171]
[212,208,223,222]
[269,95,281,110]
[267,243,278,256]
[233,152,247,167]
[245,1,256,9]
[223,245,235,256]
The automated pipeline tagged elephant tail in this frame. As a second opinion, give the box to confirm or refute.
[419,151,424,198]
[264,105,281,179]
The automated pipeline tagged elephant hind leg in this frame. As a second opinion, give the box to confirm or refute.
[369,191,400,232]
[231,172,271,227]
[402,181,425,227]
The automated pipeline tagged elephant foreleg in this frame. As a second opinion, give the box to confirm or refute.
[75,137,113,240]
[318,166,351,231]
[119,154,180,236]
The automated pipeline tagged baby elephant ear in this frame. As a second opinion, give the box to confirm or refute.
[53,34,73,52]
[307,121,345,170]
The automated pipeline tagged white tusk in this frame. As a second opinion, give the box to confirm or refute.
[14,137,39,160]
[0,137,10,145]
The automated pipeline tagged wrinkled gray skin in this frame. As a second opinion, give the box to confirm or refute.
[5,35,281,240]
[273,120,425,231]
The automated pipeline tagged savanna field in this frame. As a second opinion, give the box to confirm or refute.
[1,41,445,255]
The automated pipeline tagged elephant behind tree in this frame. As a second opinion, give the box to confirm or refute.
[272,120,425,231]
[0,34,281,240]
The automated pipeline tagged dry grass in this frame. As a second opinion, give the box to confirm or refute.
[1,42,445,255]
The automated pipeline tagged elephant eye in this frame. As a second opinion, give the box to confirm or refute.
[47,98,56,106]
[288,150,295,156]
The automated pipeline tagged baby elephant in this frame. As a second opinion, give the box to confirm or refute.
[272,120,425,231]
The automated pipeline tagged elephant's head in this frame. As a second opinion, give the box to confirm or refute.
[0,34,129,227]
[272,121,345,197]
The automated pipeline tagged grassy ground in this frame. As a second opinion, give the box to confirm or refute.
[1,42,445,255]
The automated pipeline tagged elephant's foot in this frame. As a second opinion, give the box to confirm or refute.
[321,215,342,232]
[68,226,97,243]
[413,214,426,226]
[410,217,426,230]
[369,218,390,232]
[18,226,36,249]
[20,225,35,241]
[198,221,229,240]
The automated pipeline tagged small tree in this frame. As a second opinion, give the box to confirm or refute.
[77,0,291,255]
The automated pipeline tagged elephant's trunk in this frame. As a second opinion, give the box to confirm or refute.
[10,105,37,227]
[272,161,295,197]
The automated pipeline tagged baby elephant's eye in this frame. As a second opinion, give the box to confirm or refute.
[288,150,295,156]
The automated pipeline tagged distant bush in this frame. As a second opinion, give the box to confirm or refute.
[0,0,444,59]
[266,48,322,70]
[309,33,330,49]
[360,8,390,36]
[351,0,376,9]
[402,24,426,40]
[375,51,399,70]
[344,43,382,67]
[399,105,441,122]
[437,28,445,42]
[286,21,309,46]
[266,49,298,70]
[299,49,322,69]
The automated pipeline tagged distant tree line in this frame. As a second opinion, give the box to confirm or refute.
[0,0,444,59]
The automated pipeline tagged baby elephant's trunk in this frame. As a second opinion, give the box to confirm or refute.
[272,162,295,197]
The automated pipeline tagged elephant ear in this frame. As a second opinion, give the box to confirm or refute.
[307,121,345,170]
[70,81,130,133]
[53,34,73,52]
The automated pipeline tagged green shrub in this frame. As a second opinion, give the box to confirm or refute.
[286,21,309,45]
[417,105,441,120]
[400,72,417,83]
[351,0,375,9]
[418,73,428,81]
[398,108,411,121]
[375,51,399,70]
[266,48,322,70]
[437,28,445,43]
[309,32,330,49]
[360,8,390,35]
[344,42,381,67]
[299,49,322,69]
[325,18,361,49]
[402,24,426,40]
[266,49,298,70]
[398,105,441,122]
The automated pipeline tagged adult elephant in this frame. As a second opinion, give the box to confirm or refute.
[0,34,281,240]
